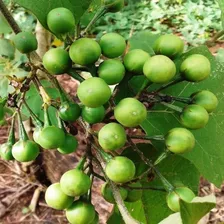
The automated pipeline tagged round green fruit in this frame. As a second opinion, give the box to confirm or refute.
[191,90,218,113]
[143,55,176,83]
[125,182,143,202]
[89,213,99,224]
[105,156,136,183]
[45,183,73,210]
[0,143,14,161]
[167,187,195,212]
[180,104,209,130]
[77,77,111,108]
[99,33,126,58]
[82,106,105,124]
[33,127,42,145]
[43,48,72,75]
[66,201,95,224]
[38,126,65,149]
[98,123,127,151]
[57,134,78,154]
[180,54,211,82]
[114,98,147,127]
[124,49,150,74]
[69,38,101,65]
[12,140,40,162]
[153,34,184,58]
[12,32,37,53]
[165,128,195,154]
[101,183,128,204]
[98,59,125,85]
[47,7,75,34]
[60,169,91,197]
[104,0,124,12]
[59,102,81,122]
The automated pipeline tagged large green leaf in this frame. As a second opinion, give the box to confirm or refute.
[0,13,12,34]
[14,0,93,29]
[217,0,224,28]
[0,39,15,59]
[140,46,224,187]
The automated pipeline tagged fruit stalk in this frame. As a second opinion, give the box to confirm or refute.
[17,111,29,141]
[67,70,85,83]
[160,102,183,113]
[130,135,165,141]
[43,104,51,127]
[7,115,16,144]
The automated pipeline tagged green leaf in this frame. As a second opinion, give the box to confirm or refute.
[217,0,224,28]
[0,39,15,59]
[0,77,9,98]
[159,213,182,224]
[141,46,224,187]
[14,0,93,29]
[129,31,160,55]
[0,13,12,34]
[180,195,216,224]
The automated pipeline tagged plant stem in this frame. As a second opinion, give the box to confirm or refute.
[158,93,191,104]
[154,151,170,166]
[7,115,16,144]
[17,110,29,141]
[43,104,51,127]
[123,185,166,192]
[130,135,165,141]
[67,70,85,82]
[160,102,183,113]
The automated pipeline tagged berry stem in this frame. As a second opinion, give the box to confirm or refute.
[154,150,170,166]
[130,135,165,141]
[160,102,183,113]
[67,70,85,82]
[76,156,87,170]
[92,142,112,163]
[7,115,16,144]
[17,110,29,141]
[136,79,152,98]
[158,93,191,104]
[123,185,166,192]
[43,104,51,127]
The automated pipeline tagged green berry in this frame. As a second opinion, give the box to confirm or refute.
[82,106,105,124]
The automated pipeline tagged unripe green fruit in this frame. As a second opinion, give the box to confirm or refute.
[124,49,150,74]
[57,134,78,154]
[153,34,184,58]
[125,182,143,202]
[69,38,101,65]
[100,33,126,58]
[98,123,127,151]
[0,143,14,161]
[191,90,218,113]
[43,48,72,75]
[59,102,81,122]
[180,104,209,130]
[38,126,65,149]
[45,183,73,210]
[165,128,195,154]
[77,77,111,108]
[12,32,37,53]
[98,59,125,85]
[82,106,105,124]
[89,213,99,224]
[114,98,147,127]
[12,140,40,162]
[167,187,195,212]
[180,54,211,82]
[101,183,128,204]
[104,0,124,12]
[47,8,75,34]
[66,201,96,224]
[60,169,91,197]
[105,156,136,183]
[33,127,42,145]
[143,55,176,83]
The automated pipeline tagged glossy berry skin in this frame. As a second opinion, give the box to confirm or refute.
[57,134,78,154]
[45,183,73,210]
[77,77,111,108]
[191,90,218,113]
[114,98,147,127]
[12,32,37,53]
[180,54,211,82]
[100,33,126,58]
[69,38,101,65]
[105,156,136,183]
[180,104,209,130]
[89,213,99,224]
[66,201,96,224]
[60,169,91,197]
[104,0,124,12]
[43,48,72,75]
[47,8,75,34]
[98,59,125,85]
[125,182,143,202]
[59,102,81,122]
[101,183,128,204]
[38,126,65,149]
[98,123,127,151]
[143,55,176,83]
[12,140,40,162]
[124,49,150,74]
[153,34,184,58]
[165,128,195,154]
[0,143,14,161]
[167,187,195,212]
[82,106,105,124]
[33,127,42,145]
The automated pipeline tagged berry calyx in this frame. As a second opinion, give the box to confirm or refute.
[82,106,105,124]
